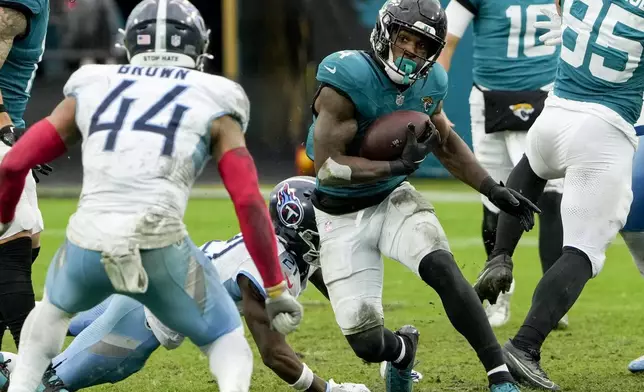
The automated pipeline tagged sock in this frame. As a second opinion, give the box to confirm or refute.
[487,364,513,386]
[537,192,563,274]
[482,205,499,257]
[512,247,592,352]
[201,326,253,392]
[419,250,513,384]
[7,297,71,392]
[0,237,36,348]
[492,155,547,258]
[30,247,40,265]
[346,326,406,366]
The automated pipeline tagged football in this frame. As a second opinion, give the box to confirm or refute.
[359,110,431,161]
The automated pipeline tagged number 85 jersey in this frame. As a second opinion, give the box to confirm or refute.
[555,0,644,129]
[63,64,250,251]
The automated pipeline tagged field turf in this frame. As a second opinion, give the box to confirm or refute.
[3,179,643,391]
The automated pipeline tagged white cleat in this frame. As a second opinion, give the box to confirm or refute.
[555,313,569,330]
[328,379,371,392]
[485,279,515,327]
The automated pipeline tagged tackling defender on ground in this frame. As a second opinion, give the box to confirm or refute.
[436,0,566,328]
[0,177,374,392]
[0,1,302,392]
[306,0,539,391]
[472,0,644,389]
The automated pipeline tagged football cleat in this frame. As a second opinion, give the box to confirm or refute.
[485,279,515,327]
[554,314,569,330]
[490,382,521,392]
[628,355,644,373]
[474,254,514,304]
[502,340,559,391]
[380,361,423,383]
[328,379,371,392]
[385,325,419,392]
[38,363,69,392]
[0,353,10,392]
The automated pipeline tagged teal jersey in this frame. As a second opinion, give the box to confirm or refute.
[306,50,447,199]
[0,0,49,128]
[456,0,559,90]
[554,0,644,125]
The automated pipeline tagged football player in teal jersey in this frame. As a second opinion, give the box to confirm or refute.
[436,0,567,328]
[305,0,540,391]
[0,0,50,353]
[472,0,644,389]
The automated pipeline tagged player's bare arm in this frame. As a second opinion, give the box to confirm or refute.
[436,34,460,72]
[431,102,489,191]
[0,7,26,127]
[239,276,328,392]
[46,97,82,147]
[313,87,392,186]
[307,269,329,300]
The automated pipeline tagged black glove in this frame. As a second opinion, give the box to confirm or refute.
[0,125,53,183]
[390,121,439,176]
[480,176,541,231]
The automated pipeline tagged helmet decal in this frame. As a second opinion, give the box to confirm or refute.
[276,183,304,228]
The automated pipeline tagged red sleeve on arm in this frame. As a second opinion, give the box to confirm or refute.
[0,119,67,223]
[218,147,285,289]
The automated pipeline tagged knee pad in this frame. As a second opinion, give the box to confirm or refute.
[345,327,386,363]
[418,249,459,288]
[482,206,499,256]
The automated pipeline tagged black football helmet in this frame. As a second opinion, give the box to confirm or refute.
[370,0,447,84]
[269,176,320,281]
[122,0,211,70]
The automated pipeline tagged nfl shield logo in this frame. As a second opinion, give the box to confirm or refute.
[396,94,405,106]
[171,34,182,47]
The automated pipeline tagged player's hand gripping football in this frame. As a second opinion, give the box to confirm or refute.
[0,125,53,183]
[534,8,562,46]
[265,282,304,335]
[480,177,541,231]
[390,121,439,175]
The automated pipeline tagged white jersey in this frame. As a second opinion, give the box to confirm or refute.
[145,233,314,348]
[63,64,249,251]
[200,234,313,311]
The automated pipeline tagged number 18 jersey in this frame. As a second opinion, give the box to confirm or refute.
[63,64,250,251]
[555,0,644,127]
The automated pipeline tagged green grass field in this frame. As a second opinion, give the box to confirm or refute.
[3,180,644,392]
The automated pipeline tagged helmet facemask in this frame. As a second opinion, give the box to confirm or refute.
[371,10,445,85]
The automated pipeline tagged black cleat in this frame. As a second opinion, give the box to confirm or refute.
[474,254,514,304]
[502,340,560,391]
[41,363,70,392]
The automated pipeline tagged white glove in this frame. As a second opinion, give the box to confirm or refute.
[534,8,562,46]
[265,289,303,335]
[328,379,371,392]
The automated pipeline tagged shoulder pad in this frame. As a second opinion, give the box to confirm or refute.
[198,75,251,134]
[63,65,109,98]
[317,50,370,101]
